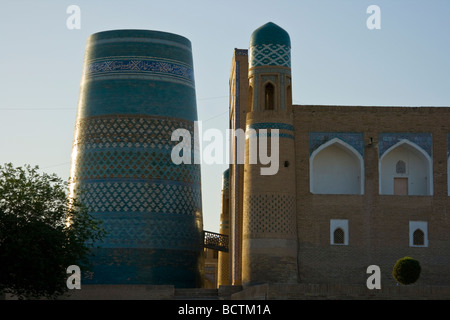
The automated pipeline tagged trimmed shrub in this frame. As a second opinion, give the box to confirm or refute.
[392,256,421,285]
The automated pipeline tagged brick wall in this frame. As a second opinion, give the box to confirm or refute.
[294,105,450,287]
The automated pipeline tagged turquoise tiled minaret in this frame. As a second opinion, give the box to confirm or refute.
[70,30,203,287]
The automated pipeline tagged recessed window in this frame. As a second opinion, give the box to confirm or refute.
[333,228,344,244]
[330,219,348,245]
[413,229,425,246]
[264,83,275,110]
[409,221,428,247]
[396,160,406,174]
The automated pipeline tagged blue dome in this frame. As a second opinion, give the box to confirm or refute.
[250,22,291,47]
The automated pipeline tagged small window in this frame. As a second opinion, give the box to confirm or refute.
[396,160,406,174]
[264,83,275,110]
[413,229,425,246]
[333,228,344,244]
[409,221,428,247]
[330,219,348,245]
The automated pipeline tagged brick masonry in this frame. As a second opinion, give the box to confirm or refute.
[294,105,450,287]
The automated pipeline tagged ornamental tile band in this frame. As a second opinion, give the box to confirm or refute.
[309,132,364,156]
[84,58,195,87]
[247,122,294,131]
[250,44,291,68]
[80,180,201,216]
[378,133,432,157]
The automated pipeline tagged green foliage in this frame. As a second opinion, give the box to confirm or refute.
[392,256,421,285]
[0,163,105,299]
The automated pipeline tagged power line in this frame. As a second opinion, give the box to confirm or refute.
[202,110,228,122]
[197,95,229,101]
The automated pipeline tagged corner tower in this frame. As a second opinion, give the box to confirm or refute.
[242,22,298,285]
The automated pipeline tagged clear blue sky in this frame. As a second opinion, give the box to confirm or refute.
[1,0,449,232]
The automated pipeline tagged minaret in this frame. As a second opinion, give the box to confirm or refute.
[242,22,298,285]
[70,29,204,287]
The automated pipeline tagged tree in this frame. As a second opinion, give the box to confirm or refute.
[392,256,421,285]
[0,163,105,299]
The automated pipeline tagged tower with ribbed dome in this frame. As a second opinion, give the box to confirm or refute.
[241,22,298,285]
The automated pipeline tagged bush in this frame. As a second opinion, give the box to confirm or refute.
[392,257,421,285]
[0,163,105,299]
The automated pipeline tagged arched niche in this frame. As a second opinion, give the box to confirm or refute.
[310,138,364,195]
[379,139,433,195]
[264,82,275,110]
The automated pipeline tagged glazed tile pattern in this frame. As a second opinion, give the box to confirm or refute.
[86,211,201,250]
[246,122,295,139]
[85,57,195,88]
[309,132,364,156]
[73,116,200,183]
[250,44,291,68]
[378,133,432,157]
[81,181,201,217]
[247,122,294,131]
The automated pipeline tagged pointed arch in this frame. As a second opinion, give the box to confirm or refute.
[330,219,349,245]
[409,221,428,247]
[310,138,364,194]
[379,139,433,195]
[264,82,275,110]
[413,229,425,246]
[333,228,345,244]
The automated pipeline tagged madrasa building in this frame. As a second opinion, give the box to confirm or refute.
[216,21,450,297]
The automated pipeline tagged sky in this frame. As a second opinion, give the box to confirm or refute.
[0,0,449,233]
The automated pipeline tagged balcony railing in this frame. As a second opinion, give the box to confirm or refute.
[203,230,229,252]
